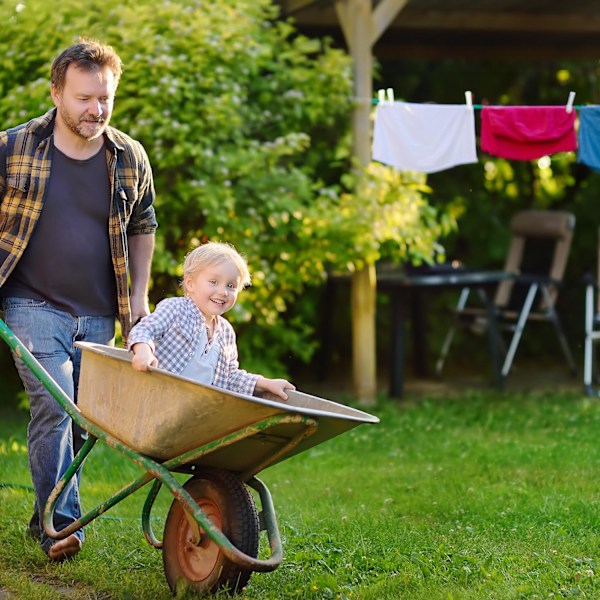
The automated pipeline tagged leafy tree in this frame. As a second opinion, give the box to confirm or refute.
[306,162,460,271]
[0,0,453,380]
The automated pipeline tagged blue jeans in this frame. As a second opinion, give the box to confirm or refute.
[1,298,115,554]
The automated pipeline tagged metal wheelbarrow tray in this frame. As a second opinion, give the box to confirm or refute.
[77,342,377,472]
[0,320,378,595]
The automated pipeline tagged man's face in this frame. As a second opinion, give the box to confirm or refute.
[51,64,116,141]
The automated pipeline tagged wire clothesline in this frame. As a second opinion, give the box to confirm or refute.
[370,87,600,172]
[370,89,586,113]
[371,100,587,110]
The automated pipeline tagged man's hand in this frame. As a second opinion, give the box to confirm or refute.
[130,294,150,327]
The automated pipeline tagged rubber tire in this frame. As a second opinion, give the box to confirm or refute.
[162,470,259,595]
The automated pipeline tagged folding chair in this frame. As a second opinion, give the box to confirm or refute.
[584,228,600,396]
[435,209,577,380]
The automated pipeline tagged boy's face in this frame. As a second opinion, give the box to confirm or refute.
[185,260,241,321]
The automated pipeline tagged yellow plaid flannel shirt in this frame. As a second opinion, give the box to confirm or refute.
[0,109,157,341]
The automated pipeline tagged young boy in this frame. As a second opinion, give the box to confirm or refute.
[128,242,295,400]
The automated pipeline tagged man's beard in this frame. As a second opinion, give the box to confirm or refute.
[59,106,109,141]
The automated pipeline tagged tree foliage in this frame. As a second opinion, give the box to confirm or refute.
[0,0,453,377]
[306,162,461,272]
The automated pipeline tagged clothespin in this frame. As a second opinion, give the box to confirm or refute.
[377,88,386,104]
[566,91,576,113]
[465,90,473,108]
[386,88,395,103]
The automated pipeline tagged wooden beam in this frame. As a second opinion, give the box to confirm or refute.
[371,0,409,44]
[374,39,600,61]
[392,11,600,34]
[286,6,600,34]
[335,0,377,404]
[279,0,322,14]
[346,0,372,165]
[334,0,353,55]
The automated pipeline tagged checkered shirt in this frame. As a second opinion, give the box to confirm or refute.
[127,296,260,396]
[0,109,157,341]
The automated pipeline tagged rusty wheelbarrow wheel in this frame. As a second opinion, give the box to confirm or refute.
[162,469,259,595]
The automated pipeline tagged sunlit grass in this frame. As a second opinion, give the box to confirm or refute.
[1,390,600,598]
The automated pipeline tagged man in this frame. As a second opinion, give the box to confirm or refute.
[0,38,157,561]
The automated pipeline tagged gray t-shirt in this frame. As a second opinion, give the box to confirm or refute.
[2,142,116,316]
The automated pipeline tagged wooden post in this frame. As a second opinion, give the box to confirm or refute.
[335,0,408,404]
[351,264,377,402]
[349,0,376,404]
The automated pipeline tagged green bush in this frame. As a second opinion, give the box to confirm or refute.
[0,0,453,378]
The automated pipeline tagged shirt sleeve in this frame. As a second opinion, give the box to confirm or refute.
[127,297,178,351]
[0,131,7,198]
[216,320,260,395]
[126,140,157,236]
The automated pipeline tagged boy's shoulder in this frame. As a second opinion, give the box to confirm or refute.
[157,296,187,307]
[156,296,204,322]
[216,315,235,338]
[154,296,191,315]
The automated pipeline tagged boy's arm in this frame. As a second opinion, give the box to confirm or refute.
[217,321,294,400]
[216,322,260,396]
[127,298,175,348]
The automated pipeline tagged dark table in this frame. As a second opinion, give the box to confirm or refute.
[377,268,515,398]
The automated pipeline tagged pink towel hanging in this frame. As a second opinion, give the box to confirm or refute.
[481,106,577,160]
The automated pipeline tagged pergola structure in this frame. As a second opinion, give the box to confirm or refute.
[277,0,600,404]
[280,1,600,60]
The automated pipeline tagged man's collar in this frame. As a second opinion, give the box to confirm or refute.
[27,108,125,152]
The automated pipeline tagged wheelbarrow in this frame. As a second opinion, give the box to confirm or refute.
[0,319,379,595]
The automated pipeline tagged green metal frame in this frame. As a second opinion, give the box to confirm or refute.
[0,318,319,572]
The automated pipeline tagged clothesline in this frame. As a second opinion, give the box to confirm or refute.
[371,89,583,113]
[371,101,600,173]
[369,99,588,110]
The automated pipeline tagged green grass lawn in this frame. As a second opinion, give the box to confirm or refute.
[1,389,600,599]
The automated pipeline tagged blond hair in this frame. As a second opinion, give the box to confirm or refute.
[182,242,251,293]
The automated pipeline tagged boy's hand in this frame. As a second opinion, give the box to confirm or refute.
[131,342,158,371]
[256,377,296,401]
